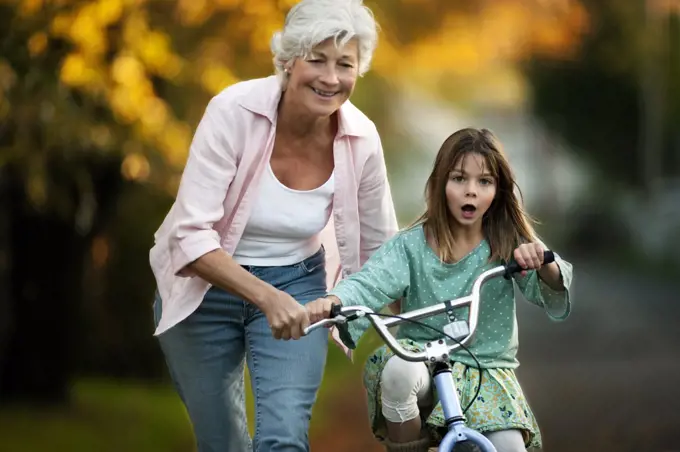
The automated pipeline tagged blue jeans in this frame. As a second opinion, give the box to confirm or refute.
[153,248,329,452]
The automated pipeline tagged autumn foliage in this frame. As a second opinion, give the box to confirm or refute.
[1,0,587,202]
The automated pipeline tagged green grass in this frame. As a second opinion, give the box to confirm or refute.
[0,337,384,452]
[0,380,194,452]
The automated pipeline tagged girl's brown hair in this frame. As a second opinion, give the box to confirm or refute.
[412,128,537,263]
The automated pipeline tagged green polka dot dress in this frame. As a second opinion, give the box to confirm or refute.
[329,224,573,449]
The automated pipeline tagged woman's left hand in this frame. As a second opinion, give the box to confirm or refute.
[513,242,546,276]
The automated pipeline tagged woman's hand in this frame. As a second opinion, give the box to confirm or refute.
[306,295,342,325]
[261,290,310,341]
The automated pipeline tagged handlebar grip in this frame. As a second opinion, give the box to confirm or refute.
[504,250,555,278]
[329,303,342,318]
[543,250,555,265]
[303,303,344,336]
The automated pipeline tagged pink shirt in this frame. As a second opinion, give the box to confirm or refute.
[150,76,398,343]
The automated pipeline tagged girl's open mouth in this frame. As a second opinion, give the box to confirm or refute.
[461,204,476,219]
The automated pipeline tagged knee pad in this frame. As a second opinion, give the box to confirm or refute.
[380,356,431,423]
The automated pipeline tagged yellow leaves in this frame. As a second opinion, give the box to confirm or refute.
[120,11,184,78]
[28,32,48,57]
[475,1,589,59]
[109,82,152,123]
[70,3,108,56]
[469,67,528,109]
[8,0,593,191]
[95,0,123,26]
[412,16,483,76]
[231,0,284,53]
[18,0,43,17]
[10,0,224,188]
[200,63,239,95]
[60,53,100,87]
[0,59,18,91]
[111,54,145,85]
[46,3,190,170]
[90,125,114,148]
[251,16,283,53]
[140,97,169,135]
[108,92,134,123]
[214,0,242,8]
[136,31,183,78]
[176,0,213,26]
[241,0,277,15]
[370,34,400,74]
[372,0,588,107]
[158,122,192,169]
[101,6,188,171]
[108,52,185,166]
[50,13,73,37]
[649,0,680,15]
[122,10,146,43]
[276,0,298,9]
[525,1,589,58]
[121,152,151,181]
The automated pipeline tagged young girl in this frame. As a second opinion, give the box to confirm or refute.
[306,128,573,452]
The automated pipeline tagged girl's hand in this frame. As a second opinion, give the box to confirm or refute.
[306,295,342,325]
[513,242,546,276]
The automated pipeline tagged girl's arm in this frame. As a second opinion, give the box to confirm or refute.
[513,242,574,321]
[537,262,563,290]
[308,237,410,348]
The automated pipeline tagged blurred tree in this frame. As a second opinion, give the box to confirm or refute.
[0,0,587,405]
[525,0,680,194]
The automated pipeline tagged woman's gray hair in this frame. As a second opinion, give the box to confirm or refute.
[270,0,378,82]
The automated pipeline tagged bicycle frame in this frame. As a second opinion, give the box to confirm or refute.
[304,251,554,451]
[431,361,496,451]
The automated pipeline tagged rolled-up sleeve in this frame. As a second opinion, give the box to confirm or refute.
[169,97,238,277]
[514,253,573,321]
[357,133,399,265]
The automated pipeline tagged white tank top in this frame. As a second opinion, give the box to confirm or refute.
[232,163,334,266]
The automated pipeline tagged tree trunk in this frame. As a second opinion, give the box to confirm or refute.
[0,155,122,406]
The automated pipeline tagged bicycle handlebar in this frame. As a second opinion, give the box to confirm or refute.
[303,251,555,363]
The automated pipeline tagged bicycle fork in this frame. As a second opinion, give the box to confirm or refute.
[432,362,497,452]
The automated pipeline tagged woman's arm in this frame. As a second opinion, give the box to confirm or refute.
[168,97,236,277]
[167,96,308,339]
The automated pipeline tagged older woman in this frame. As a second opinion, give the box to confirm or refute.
[149,0,397,450]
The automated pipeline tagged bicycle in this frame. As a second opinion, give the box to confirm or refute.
[304,250,555,451]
